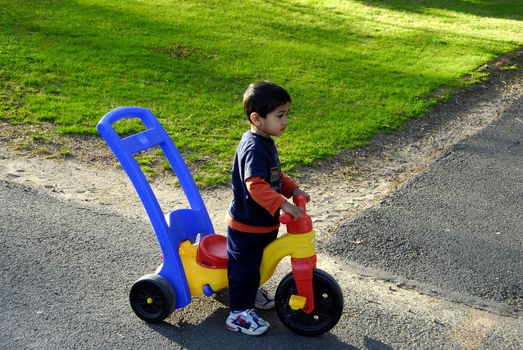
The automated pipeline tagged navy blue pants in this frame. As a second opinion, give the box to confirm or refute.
[227,226,278,311]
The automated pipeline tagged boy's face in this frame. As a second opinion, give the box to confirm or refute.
[251,102,290,138]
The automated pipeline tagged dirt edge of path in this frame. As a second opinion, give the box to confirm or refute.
[1,49,522,242]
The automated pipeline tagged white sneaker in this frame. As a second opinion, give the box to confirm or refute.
[225,309,270,336]
[255,288,275,310]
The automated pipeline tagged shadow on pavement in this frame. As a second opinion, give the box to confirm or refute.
[147,306,358,350]
[364,336,394,349]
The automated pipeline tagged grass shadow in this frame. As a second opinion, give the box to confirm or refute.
[354,0,523,21]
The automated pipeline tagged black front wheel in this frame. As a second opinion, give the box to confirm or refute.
[275,269,343,336]
[129,274,176,323]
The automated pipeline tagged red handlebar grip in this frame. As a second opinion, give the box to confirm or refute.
[280,195,310,226]
[294,194,307,209]
[280,212,293,224]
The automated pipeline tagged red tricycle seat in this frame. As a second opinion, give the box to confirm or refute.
[196,234,228,268]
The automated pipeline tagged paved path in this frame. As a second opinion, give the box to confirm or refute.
[2,177,522,350]
[327,96,523,314]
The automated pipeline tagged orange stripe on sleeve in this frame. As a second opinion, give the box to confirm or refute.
[281,172,299,198]
[245,176,287,216]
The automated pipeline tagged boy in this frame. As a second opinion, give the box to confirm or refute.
[225,81,309,336]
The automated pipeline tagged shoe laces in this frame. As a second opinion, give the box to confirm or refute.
[246,309,267,326]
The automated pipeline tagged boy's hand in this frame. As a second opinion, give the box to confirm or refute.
[292,188,310,202]
[281,201,304,220]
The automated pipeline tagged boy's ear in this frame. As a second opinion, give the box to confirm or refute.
[249,112,261,125]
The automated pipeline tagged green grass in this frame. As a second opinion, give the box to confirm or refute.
[1,0,522,186]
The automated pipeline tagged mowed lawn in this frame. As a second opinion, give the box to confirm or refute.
[1,0,522,185]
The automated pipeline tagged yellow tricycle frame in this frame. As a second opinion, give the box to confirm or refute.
[178,230,316,298]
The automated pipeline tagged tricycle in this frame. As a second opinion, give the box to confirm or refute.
[97,106,343,336]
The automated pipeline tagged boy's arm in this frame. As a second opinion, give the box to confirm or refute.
[282,173,310,202]
[245,176,287,216]
[281,172,299,198]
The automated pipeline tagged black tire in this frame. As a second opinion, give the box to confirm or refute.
[275,269,343,336]
[129,274,176,323]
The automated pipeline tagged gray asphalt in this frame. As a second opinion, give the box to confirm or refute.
[326,96,523,313]
[5,179,521,350]
[0,180,359,349]
[0,181,166,349]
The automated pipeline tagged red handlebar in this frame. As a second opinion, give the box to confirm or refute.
[279,212,294,225]
[279,194,312,233]
[294,194,308,209]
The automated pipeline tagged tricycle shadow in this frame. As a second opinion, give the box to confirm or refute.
[148,301,357,350]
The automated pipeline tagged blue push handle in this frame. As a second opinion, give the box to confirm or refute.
[98,106,156,126]
[98,107,167,154]
[97,107,215,309]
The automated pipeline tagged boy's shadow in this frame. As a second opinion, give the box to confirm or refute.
[147,290,358,349]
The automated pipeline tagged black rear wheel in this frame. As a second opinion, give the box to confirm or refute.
[129,274,176,323]
[275,269,343,336]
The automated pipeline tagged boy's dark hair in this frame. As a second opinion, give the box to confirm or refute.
[243,81,291,122]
